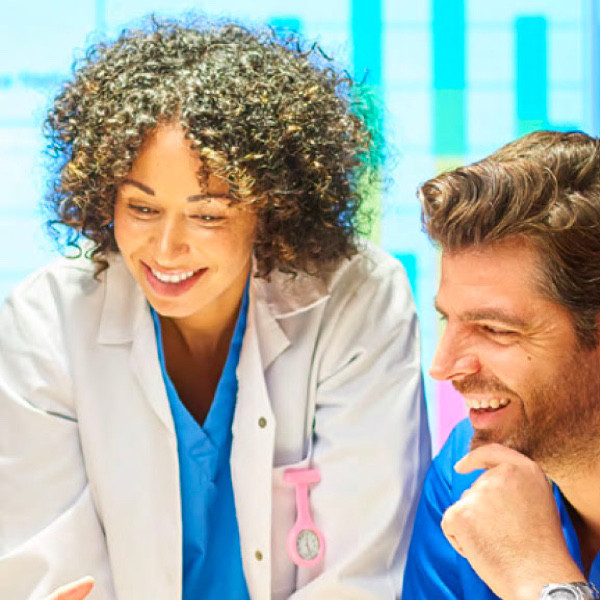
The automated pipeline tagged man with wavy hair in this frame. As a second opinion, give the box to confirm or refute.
[404,130,600,599]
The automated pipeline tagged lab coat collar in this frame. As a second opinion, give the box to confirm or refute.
[96,254,147,345]
[96,253,334,345]
[250,265,332,319]
[95,251,336,382]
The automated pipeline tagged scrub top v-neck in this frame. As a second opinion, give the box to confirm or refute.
[151,282,250,600]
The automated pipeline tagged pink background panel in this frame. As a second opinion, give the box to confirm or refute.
[436,380,467,450]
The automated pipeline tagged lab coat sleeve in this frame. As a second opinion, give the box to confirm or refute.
[0,273,114,599]
[292,255,431,599]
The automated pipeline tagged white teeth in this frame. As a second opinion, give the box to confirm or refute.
[465,397,510,410]
[151,268,196,283]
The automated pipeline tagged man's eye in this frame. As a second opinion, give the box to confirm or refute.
[482,325,513,336]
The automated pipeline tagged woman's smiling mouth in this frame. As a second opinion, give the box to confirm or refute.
[142,262,207,296]
[150,267,199,283]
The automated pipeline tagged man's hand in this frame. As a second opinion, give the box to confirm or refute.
[441,444,584,600]
[45,577,94,600]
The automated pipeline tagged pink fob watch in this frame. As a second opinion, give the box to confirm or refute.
[283,468,326,568]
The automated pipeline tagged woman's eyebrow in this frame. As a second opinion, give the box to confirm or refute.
[187,193,230,202]
[121,178,155,195]
[120,181,229,202]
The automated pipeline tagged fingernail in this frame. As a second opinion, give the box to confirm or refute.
[454,457,466,472]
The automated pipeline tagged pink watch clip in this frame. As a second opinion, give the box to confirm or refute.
[283,467,326,568]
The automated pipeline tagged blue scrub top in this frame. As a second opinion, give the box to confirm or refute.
[151,284,251,600]
[403,419,600,599]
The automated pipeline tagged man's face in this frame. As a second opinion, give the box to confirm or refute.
[431,239,600,474]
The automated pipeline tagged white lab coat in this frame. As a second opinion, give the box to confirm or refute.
[0,241,430,599]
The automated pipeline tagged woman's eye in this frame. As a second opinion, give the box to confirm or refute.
[128,203,156,215]
[193,214,225,223]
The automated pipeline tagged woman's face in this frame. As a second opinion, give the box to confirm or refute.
[113,123,257,328]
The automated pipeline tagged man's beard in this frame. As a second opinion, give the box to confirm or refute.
[453,350,600,477]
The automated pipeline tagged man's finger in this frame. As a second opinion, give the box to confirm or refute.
[441,507,466,557]
[454,443,530,473]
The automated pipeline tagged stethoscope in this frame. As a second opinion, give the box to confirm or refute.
[283,467,326,568]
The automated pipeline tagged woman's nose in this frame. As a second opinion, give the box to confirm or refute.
[153,217,189,260]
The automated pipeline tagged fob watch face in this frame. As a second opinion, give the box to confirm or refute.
[296,528,320,560]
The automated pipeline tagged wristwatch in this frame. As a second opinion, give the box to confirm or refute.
[540,582,600,599]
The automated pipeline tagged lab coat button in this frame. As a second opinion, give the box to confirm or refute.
[258,417,267,428]
[255,550,263,561]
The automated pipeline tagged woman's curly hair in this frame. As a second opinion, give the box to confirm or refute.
[43,16,382,278]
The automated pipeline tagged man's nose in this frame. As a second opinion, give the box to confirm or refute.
[429,324,480,381]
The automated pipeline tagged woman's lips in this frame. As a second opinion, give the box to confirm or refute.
[142,262,207,297]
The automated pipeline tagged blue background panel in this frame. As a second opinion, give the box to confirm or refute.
[516,16,548,134]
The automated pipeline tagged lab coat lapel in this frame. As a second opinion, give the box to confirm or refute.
[231,286,287,599]
[230,271,332,597]
[97,258,182,597]
[129,310,176,433]
[99,256,175,432]
[124,324,182,597]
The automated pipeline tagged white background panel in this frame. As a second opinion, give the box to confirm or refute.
[467,28,513,84]
[468,0,583,25]
[549,27,584,84]
[385,27,431,87]
[467,89,515,151]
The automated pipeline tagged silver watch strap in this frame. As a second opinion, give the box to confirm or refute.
[540,582,600,599]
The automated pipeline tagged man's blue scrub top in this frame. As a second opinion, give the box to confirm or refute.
[151,284,250,600]
[403,419,600,599]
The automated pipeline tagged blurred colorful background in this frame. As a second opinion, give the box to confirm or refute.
[0,0,596,449]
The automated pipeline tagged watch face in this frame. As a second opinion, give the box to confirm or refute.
[543,584,590,599]
[546,591,579,600]
[296,528,320,560]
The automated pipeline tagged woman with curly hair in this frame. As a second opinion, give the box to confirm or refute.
[0,17,430,600]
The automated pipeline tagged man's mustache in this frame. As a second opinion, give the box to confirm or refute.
[452,374,515,397]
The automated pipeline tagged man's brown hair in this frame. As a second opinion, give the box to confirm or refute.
[420,130,600,348]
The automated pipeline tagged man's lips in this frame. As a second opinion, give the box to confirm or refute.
[464,397,511,410]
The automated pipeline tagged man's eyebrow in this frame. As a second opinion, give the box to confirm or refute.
[461,309,528,328]
[121,178,155,196]
[433,300,528,328]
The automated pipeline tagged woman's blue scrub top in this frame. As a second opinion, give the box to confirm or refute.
[151,284,250,600]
